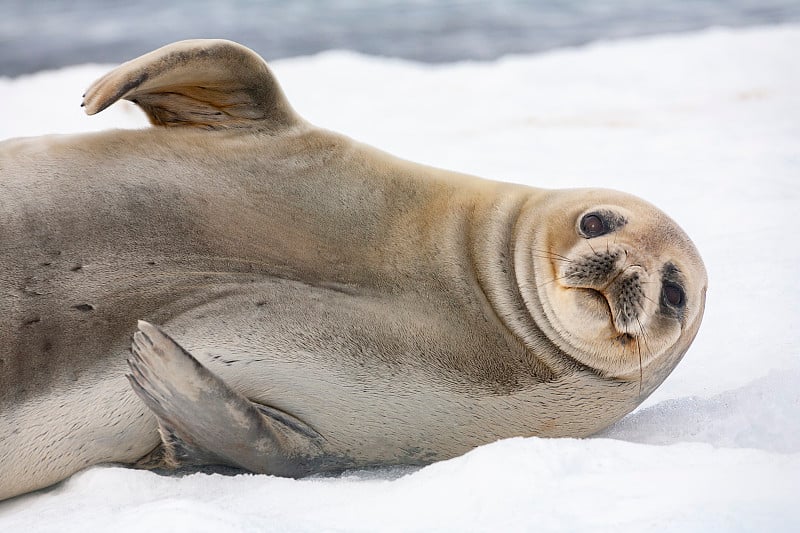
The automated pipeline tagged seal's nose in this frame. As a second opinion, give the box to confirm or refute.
[604,265,649,335]
[559,243,657,336]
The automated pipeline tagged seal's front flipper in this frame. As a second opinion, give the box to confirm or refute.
[127,320,324,477]
[82,39,300,130]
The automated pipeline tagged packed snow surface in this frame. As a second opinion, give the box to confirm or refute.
[1,25,798,532]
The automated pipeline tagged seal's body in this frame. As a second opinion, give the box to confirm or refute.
[0,40,707,501]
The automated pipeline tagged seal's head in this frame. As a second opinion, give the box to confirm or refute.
[522,188,707,394]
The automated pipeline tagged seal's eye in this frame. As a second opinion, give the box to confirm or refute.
[579,213,608,238]
[662,282,685,308]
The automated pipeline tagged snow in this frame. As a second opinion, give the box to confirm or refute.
[1,25,799,531]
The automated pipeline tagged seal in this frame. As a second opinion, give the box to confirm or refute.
[0,39,707,501]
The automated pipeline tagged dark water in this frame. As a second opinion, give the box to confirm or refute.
[1,0,798,76]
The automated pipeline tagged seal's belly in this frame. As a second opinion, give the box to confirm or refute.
[159,278,476,465]
[159,276,623,467]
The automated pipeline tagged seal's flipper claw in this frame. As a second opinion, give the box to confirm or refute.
[126,321,325,476]
[82,39,300,130]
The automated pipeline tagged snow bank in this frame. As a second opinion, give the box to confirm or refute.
[1,25,798,532]
[2,438,797,532]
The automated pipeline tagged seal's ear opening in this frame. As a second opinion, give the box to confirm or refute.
[82,39,300,131]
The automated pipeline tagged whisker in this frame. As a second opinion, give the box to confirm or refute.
[536,274,569,289]
[533,249,574,262]
[620,249,632,270]
[635,316,653,396]
[532,254,573,264]
[634,338,643,396]
[641,293,658,305]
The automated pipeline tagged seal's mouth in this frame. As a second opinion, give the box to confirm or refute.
[581,287,607,309]
[574,286,637,340]
[557,242,651,340]
[536,251,660,380]
[557,285,645,390]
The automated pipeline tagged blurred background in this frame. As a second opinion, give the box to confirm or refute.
[2,0,799,76]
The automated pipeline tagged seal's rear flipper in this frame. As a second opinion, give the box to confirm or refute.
[127,321,325,477]
[82,39,300,130]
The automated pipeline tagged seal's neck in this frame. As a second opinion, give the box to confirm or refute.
[466,190,574,381]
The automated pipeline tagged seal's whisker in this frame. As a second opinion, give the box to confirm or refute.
[634,337,643,396]
[619,249,632,271]
[532,254,573,264]
[533,249,574,262]
[536,275,569,289]
[634,316,654,396]
[641,293,658,306]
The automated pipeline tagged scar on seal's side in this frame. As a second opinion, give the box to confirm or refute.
[0,39,707,501]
